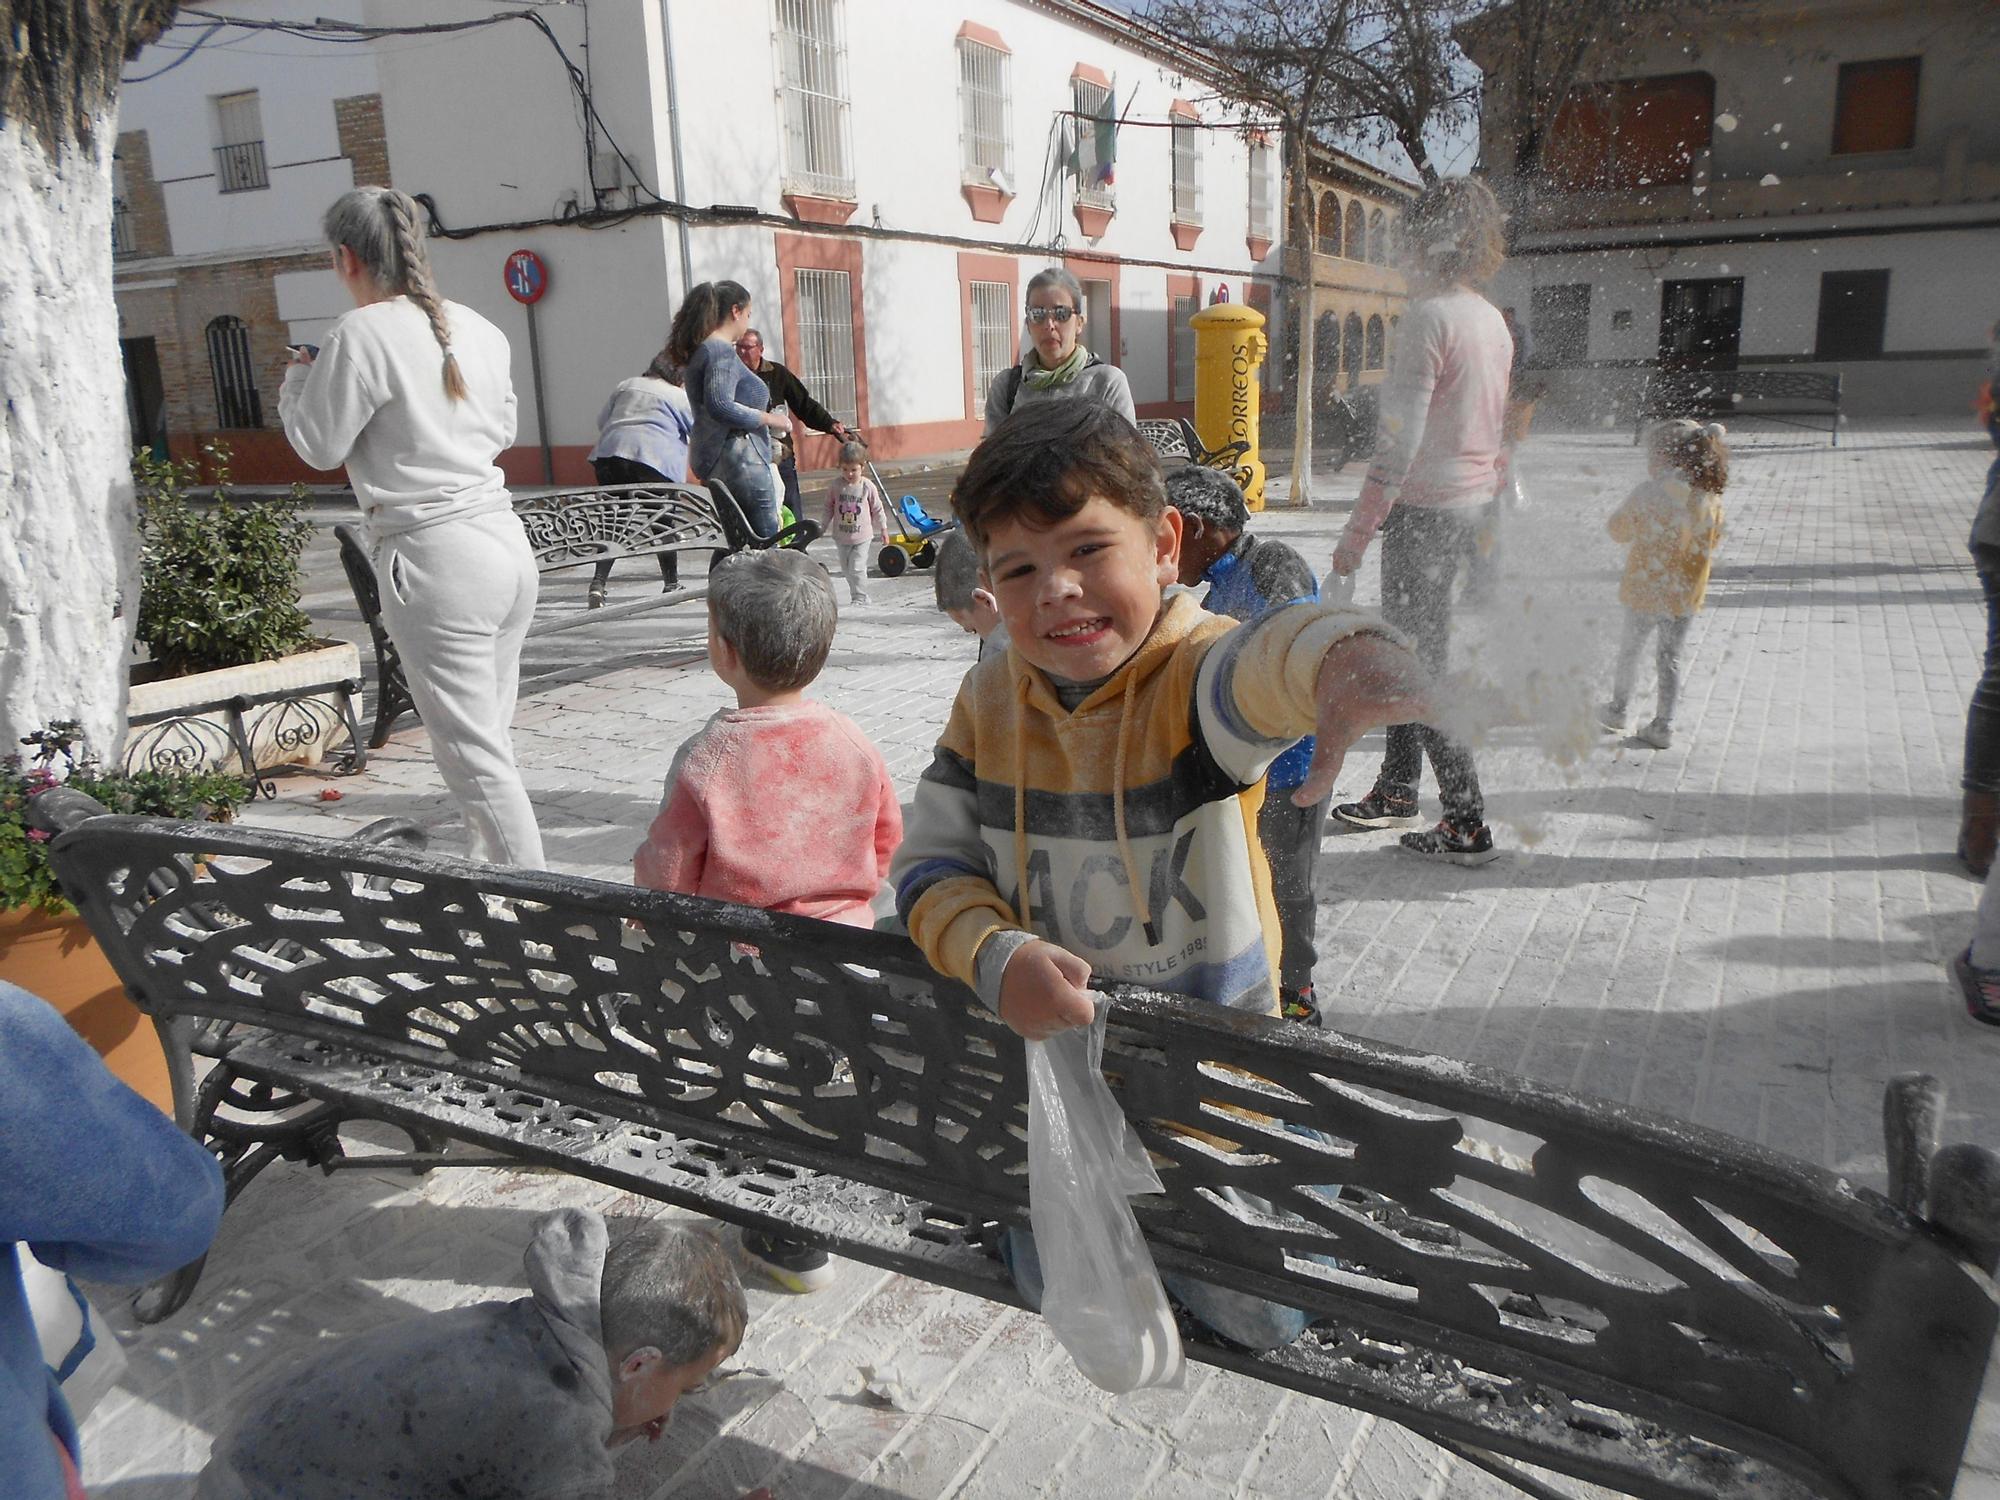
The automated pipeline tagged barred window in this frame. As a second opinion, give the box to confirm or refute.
[1248,140,1274,239]
[776,0,853,198]
[206,315,262,429]
[1171,293,1198,401]
[970,280,1014,407]
[794,268,859,425]
[1171,117,1202,224]
[212,90,268,193]
[1073,78,1114,208]
[958,39,1011,183]
[112,153,135,257]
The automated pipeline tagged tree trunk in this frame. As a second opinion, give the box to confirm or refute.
[1284,122,1316,509]
[0,2,175,756]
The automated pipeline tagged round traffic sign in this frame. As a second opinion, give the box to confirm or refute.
[504,249,548,305]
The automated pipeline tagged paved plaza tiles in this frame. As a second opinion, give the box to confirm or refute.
[77,421,2000,1497]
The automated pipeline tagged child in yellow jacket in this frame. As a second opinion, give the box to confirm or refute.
[1602,419,1730,749]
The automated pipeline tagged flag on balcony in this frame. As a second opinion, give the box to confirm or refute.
[1093,91,1117,186]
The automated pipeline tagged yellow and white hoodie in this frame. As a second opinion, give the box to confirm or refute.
[892,592,1387,1017]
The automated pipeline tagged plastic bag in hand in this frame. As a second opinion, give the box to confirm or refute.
[1025,1002,1184,1392]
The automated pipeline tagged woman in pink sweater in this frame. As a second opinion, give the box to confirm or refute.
[1328,177,1513,865]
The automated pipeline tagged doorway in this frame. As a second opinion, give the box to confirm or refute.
[121,337,167,459]
[1658,278,1743,370]
[1079,278,1114,364]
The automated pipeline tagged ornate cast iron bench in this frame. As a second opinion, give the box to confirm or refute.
[1635,370,1844,448]
[336,481,820,748]
[36,787,2000,1500]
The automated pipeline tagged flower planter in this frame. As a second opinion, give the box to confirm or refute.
[0,906,174,1115]
[125,638,362,778]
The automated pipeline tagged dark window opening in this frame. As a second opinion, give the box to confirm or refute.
[1365,315,1385,369]
[1531,283,1592,367]
[1546,72,1714,191]
[1814,270,1890,360]
[1833,58,1919,155]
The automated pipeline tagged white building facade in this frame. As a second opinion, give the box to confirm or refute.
[113,0,1329,484]
[1467,0,2000,420]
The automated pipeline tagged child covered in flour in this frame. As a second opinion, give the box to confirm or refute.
[1601,419,1730,749]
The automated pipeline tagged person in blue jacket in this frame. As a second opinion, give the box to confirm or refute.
[1,979,224,1499]
[1169,465,1332,1025]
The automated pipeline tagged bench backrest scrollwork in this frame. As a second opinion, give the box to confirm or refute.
[38,800,2000,1500]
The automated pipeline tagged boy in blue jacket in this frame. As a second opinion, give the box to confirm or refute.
[1,979,224,1500]
[1170,464,1328,1024]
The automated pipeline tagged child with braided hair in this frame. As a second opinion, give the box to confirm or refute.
[281,186,545,867]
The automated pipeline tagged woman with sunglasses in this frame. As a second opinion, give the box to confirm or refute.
[982,266,1134,435]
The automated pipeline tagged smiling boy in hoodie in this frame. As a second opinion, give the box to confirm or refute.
[195,1209,744,1500]
[889,401,1430,1350]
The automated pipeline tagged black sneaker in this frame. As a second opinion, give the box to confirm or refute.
[1331,788,1420,830]
[741,1227,833,1293]
[1954,947,2000,1028]
[1399,819,1499,866]
[1280,986,1322,1026]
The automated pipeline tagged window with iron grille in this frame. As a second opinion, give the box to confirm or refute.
[111,153,135,257]
[206,315,263,428]
[1073,79,1114,208]
[794,268,859,425]
[1248,140,1273,239]
[1171,294,1198,400]
[776,0,853,198]
[212,90,268,193]
[1171,117,1202,224]
[959,39,1011,184]
[970,281,1014,408]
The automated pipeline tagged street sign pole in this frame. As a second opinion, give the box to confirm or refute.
[524,299,553,484]
[502,249,554,485]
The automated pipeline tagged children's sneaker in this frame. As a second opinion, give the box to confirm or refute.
[1280,986,1322,1026]
[1598,703,1627,734]
[1635,719,1673,749]
[587,583,608,610]
[1332,788,1421,830]
[741,1228,834,1293]
[1954,947,2000,1027]
[1398,819,1499,865]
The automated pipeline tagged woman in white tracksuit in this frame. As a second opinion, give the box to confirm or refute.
[280,186,544,868]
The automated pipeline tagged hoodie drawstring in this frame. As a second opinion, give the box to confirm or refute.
[1012,666,1159,948]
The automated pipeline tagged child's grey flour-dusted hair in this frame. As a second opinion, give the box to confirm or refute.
[708,549,838,692]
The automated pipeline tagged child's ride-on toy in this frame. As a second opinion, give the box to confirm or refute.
[876,491,956,577]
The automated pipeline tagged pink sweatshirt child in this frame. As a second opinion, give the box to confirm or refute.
[1339,287,1514,552]
[633,700,902,926]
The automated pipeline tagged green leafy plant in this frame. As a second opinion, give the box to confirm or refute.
[1,722,251,915]
[136,442,318,678]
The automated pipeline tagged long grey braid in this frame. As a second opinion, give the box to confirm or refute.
[322,186,468,402]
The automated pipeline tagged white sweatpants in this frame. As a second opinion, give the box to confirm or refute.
[376,509,545,868]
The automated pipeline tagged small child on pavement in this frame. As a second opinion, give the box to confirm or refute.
[1601,419,1730,749]
[820,440,893,604]
[1168,464,1328,1026]
[196,1210,746,1499]
[889,400,1432,1352]
[634,548,903,1292]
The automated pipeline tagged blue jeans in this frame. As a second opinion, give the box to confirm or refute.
[710,439,780,538]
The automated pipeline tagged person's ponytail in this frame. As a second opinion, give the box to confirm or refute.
[666,280,751,367]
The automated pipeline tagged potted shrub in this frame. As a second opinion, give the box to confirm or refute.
[126,443,362,776]
[0,722,250,1113]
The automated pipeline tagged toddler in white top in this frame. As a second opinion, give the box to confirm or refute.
[819,441,892,604]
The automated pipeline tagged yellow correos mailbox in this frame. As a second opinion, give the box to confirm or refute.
[1189,301,1268,509]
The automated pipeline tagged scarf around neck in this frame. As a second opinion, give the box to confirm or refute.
[1022,342,1090,391]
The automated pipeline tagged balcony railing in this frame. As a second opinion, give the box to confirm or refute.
[214,139,269,194]
[112,200,136,257]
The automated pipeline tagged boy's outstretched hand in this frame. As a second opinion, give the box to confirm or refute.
[1292,632,1435,807]
[998,940,1097,1039]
